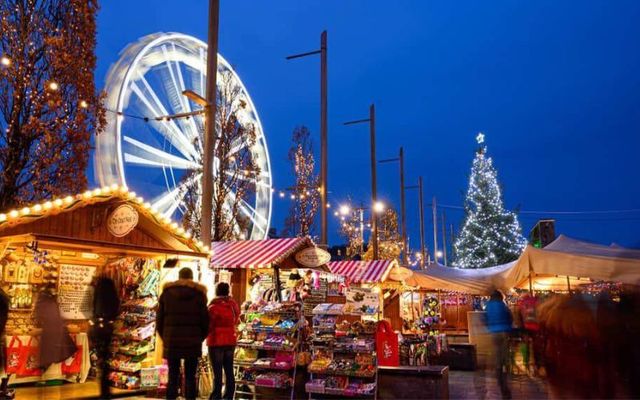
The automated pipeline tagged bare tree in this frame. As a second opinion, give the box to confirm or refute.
[0,0,105,209]
[181,70,259,241]
[282,126,319,238]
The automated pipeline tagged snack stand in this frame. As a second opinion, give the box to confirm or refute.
[0,186,209,393]
[209,237,326,399]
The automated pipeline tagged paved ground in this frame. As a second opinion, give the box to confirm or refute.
[449,370,550,400]
[14,370,551,400]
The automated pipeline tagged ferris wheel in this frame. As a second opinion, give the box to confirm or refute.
[95,32,272,240]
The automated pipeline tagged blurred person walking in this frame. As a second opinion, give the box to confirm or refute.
[34,291,77,370]
[206,282,240,400]
[91,276,120,399]
[485,290,513,399]
[157,268,209,400]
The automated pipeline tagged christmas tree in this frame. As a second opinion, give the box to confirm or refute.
[453,133,527,268]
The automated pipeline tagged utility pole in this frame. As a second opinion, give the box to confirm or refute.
[286,31,329,247]
[432,196,438,263]
[441,210,448,266]
[419,177,426,269]
[344,104,378,259]
[200,0,220,246]
[399,147,407,265]
[380,147,407,264]
[449,223,455,260]
[406,176,426,268]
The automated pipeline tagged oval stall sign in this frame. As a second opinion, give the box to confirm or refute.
[295,247,331,268]
[107,204,139,237]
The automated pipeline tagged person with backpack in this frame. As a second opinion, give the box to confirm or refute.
[206,282,240,400]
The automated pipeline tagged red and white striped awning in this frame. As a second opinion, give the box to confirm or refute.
[210,237,315,269]
[327,260,398,284]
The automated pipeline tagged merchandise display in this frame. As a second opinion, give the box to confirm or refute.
[235,301,303,398]
[307,303,378,399]
[108,258,160,390]
[398,334,447,366]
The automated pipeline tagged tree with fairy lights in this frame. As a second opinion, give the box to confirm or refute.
[283,126,320,237]
[453,133,527,268]
[0,0,105,210]
[363,207,402,262]
[181,71,260,241]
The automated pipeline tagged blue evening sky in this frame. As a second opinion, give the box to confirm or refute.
[93,0,640,251]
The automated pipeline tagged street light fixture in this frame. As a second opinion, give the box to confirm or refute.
[0,56,10,66]
[373,201,385,213]
[339,204,351,216]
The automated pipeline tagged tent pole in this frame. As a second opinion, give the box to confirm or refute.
[566,276,571,294]
[528,273,533,295]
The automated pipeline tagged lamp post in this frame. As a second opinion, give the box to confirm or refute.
[200,0,220,246]
[286,31,328,248]
[379,147,408,265]
[344,104,378,259]
[406,176,426,269]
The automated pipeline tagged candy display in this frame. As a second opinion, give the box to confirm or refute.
[108,258,160,389]
[307,303,378,397]
[234,301,303,399]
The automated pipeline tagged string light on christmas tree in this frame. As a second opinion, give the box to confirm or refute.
[453,133,527,268]
[1,56,10,66]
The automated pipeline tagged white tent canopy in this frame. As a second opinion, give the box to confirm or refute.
[401,235,640,295]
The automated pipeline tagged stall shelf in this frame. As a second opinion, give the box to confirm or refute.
[306,303,378,399]
[234,301,303,400]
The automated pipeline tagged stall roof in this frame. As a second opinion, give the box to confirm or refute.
[402,235,640,294]
[0,185,209,256]
[327,259,398,284]
[210,237,315,269]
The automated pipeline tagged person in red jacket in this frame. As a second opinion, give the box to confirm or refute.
[207,282,240,400]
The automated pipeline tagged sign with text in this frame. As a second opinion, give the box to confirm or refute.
[295,247,331,268]
[107,204,139,237]
[58,264,96,320]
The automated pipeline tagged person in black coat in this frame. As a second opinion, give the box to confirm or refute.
[157,268,209,400]
[91,276,120,399]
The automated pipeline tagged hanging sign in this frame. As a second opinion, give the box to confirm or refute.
[58,264,96,319]
[345,287,379,315]
[295,247,331,268]
[107,204,139,237]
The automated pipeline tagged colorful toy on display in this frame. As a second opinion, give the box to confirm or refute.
[414,295,441,335]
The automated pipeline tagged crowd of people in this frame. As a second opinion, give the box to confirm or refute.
[90,267,242,400]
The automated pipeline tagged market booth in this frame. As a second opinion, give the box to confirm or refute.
[400,235,640,371]
[326,260,449,399]
[0,186,209,392]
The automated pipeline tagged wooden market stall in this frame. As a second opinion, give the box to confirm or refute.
[0,185,209,390]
